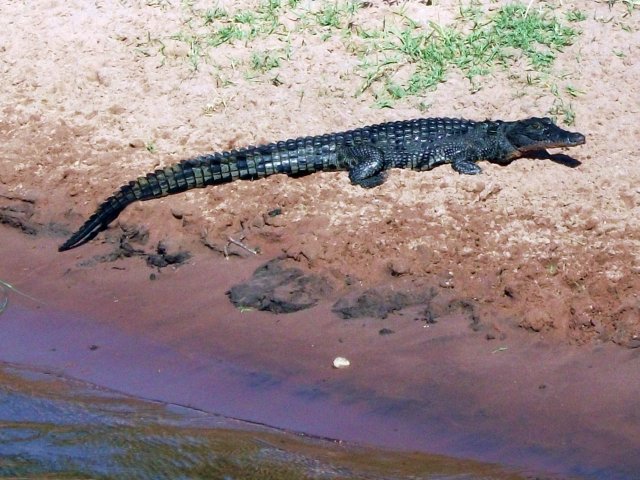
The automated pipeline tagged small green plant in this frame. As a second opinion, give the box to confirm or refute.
[417,101,432,112]
[373,96,394,109]
[234,10,256,25]
[458,0,484,22]
[551,102,576,125]
[170,32,202,69]
[618,0,640,13]
[315,2,342,28]
[250,50,282,73]
[208,24,244,46]
[564,85,585,97]
[565,9,587,22]
[203,6,227,24]
[386,81,407,100]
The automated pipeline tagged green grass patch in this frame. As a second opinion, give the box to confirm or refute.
[367,2,580,99]
[158,1,585,117]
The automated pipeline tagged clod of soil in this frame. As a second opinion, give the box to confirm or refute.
[227,258,333,314]
[332,287,436,320]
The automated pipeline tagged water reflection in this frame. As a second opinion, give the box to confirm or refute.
[0,362,544,480]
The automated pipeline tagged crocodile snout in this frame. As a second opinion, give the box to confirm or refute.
[568,132,586,146]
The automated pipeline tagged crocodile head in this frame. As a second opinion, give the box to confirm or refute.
[504,117,585,157]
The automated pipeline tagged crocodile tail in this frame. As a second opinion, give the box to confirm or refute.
[58,160,211,252]
[58,188,134,251]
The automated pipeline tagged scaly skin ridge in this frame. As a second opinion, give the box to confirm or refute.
[59,117,584,251]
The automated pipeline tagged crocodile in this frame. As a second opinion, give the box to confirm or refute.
[59,116,585,251]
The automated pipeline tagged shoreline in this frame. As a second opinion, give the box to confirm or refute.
[1,225,638,478]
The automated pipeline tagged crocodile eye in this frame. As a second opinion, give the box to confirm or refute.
[530,122,543,130]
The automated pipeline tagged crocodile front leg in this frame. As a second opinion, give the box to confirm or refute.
[341,144,388,188]
[451,158,482,175]
[416,143,483,175]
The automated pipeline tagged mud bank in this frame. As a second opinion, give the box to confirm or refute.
[2,226,639,479]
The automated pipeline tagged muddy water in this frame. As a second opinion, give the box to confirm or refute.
[0,304,439,448]
[0,303,636,479]
[0,353,550,479]
[2,361,541,480]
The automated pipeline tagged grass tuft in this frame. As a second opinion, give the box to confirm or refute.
[157,1,586,115]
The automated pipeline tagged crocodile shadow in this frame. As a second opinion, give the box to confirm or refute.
[528,150,582,168]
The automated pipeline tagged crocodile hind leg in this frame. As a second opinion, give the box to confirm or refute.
[341,145,388,188]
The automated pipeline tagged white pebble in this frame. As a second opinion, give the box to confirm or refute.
[332,357,350,369]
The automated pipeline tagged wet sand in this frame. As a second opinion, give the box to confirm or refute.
[1,226,639,479]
